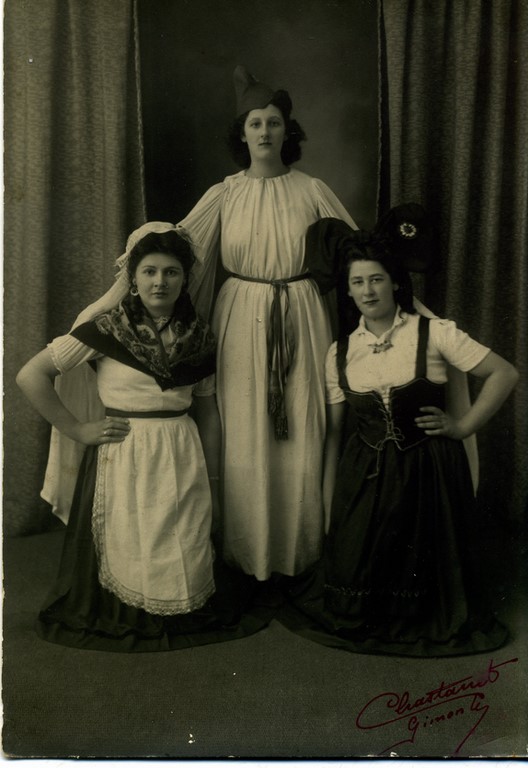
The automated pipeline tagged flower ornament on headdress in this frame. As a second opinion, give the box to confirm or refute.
[305,202,435,295]
[114,221,181,276]
[399,221,418,239]
[374,202,434,273]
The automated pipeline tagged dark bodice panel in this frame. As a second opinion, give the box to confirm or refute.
[336,315,446,451]
[345,378,446,451]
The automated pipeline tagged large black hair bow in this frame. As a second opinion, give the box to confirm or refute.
[306,202,435,295]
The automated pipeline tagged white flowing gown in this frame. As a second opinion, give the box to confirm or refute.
[178,169,357,579]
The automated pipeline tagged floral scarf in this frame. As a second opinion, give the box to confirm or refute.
[72,295,216,389]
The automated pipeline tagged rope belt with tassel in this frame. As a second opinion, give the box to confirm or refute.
[228,272,312,440]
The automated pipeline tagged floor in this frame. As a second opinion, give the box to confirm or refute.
[2,529,527,760]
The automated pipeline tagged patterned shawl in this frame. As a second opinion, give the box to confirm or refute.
[72,295,216,389]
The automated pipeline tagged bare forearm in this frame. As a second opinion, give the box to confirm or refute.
[417,354,519,440]
[323,402,345,531]
[457,364,519,438]
[323,433,340,524]
[18,349,130,446]
[200,425,221,479]
[194,395,222,535]
[195,397,221,478]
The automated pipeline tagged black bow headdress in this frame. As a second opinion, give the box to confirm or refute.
[306,202,435,296]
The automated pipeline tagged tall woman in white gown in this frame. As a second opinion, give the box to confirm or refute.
[176,67,358,580]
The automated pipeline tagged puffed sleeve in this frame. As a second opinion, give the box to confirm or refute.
[177,182,226,321]
[429,318,491,372]
[325,341,346,405]
[47,334,102,373]
[311,178,358,229]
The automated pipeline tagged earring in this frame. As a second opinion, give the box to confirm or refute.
[130,286,139,297]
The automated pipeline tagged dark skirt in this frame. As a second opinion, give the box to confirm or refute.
[37,447,273,653]
[283,434,508,657]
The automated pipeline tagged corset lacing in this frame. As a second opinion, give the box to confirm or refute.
[366,400,405,479]
[336,315,436,480]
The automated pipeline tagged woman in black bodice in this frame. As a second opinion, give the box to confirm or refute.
[289,204,519,657]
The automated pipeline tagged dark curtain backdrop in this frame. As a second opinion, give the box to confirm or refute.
[379,0,527,524]
[9,1,521,535]
[4,0,146,535]
[4,0,379,536]
[137,0,379,227]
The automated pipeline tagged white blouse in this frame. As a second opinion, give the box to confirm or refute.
[325,311,490,407]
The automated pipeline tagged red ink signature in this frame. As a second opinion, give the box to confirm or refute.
[356,656,518,756]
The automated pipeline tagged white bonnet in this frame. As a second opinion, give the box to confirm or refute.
[115,221,181,272]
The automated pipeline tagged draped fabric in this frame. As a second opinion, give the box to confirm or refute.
[4,0,146,534]
[379,0,527,523]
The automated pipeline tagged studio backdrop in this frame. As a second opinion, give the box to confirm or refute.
[4,0,379,535]
[4,0,146,534]
[3,0,525,539]
[379,0,527,527]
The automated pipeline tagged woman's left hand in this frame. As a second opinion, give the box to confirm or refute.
[415,406,464,439]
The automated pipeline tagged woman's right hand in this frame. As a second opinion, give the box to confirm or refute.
[73,417,131,446]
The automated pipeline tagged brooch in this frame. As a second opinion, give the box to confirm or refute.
[368,339,393,354]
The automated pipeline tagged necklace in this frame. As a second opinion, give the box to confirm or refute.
[365,310,405,353]
[365,307,406,355]
[368,339,394,354]
[367,325,397,354]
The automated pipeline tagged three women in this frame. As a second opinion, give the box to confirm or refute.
[19,67,518,657]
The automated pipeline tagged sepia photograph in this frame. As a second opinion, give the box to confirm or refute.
[3,0,527,760]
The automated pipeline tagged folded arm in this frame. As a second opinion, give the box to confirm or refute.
[16,349,130,445]
[416,351,519,439]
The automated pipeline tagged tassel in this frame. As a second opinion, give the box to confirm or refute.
[268,392,289,440]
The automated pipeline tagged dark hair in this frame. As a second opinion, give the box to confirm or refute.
[126,230,196,324]
[226,91,306,168]
[127,230,195,280]
[337,239,416,336]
